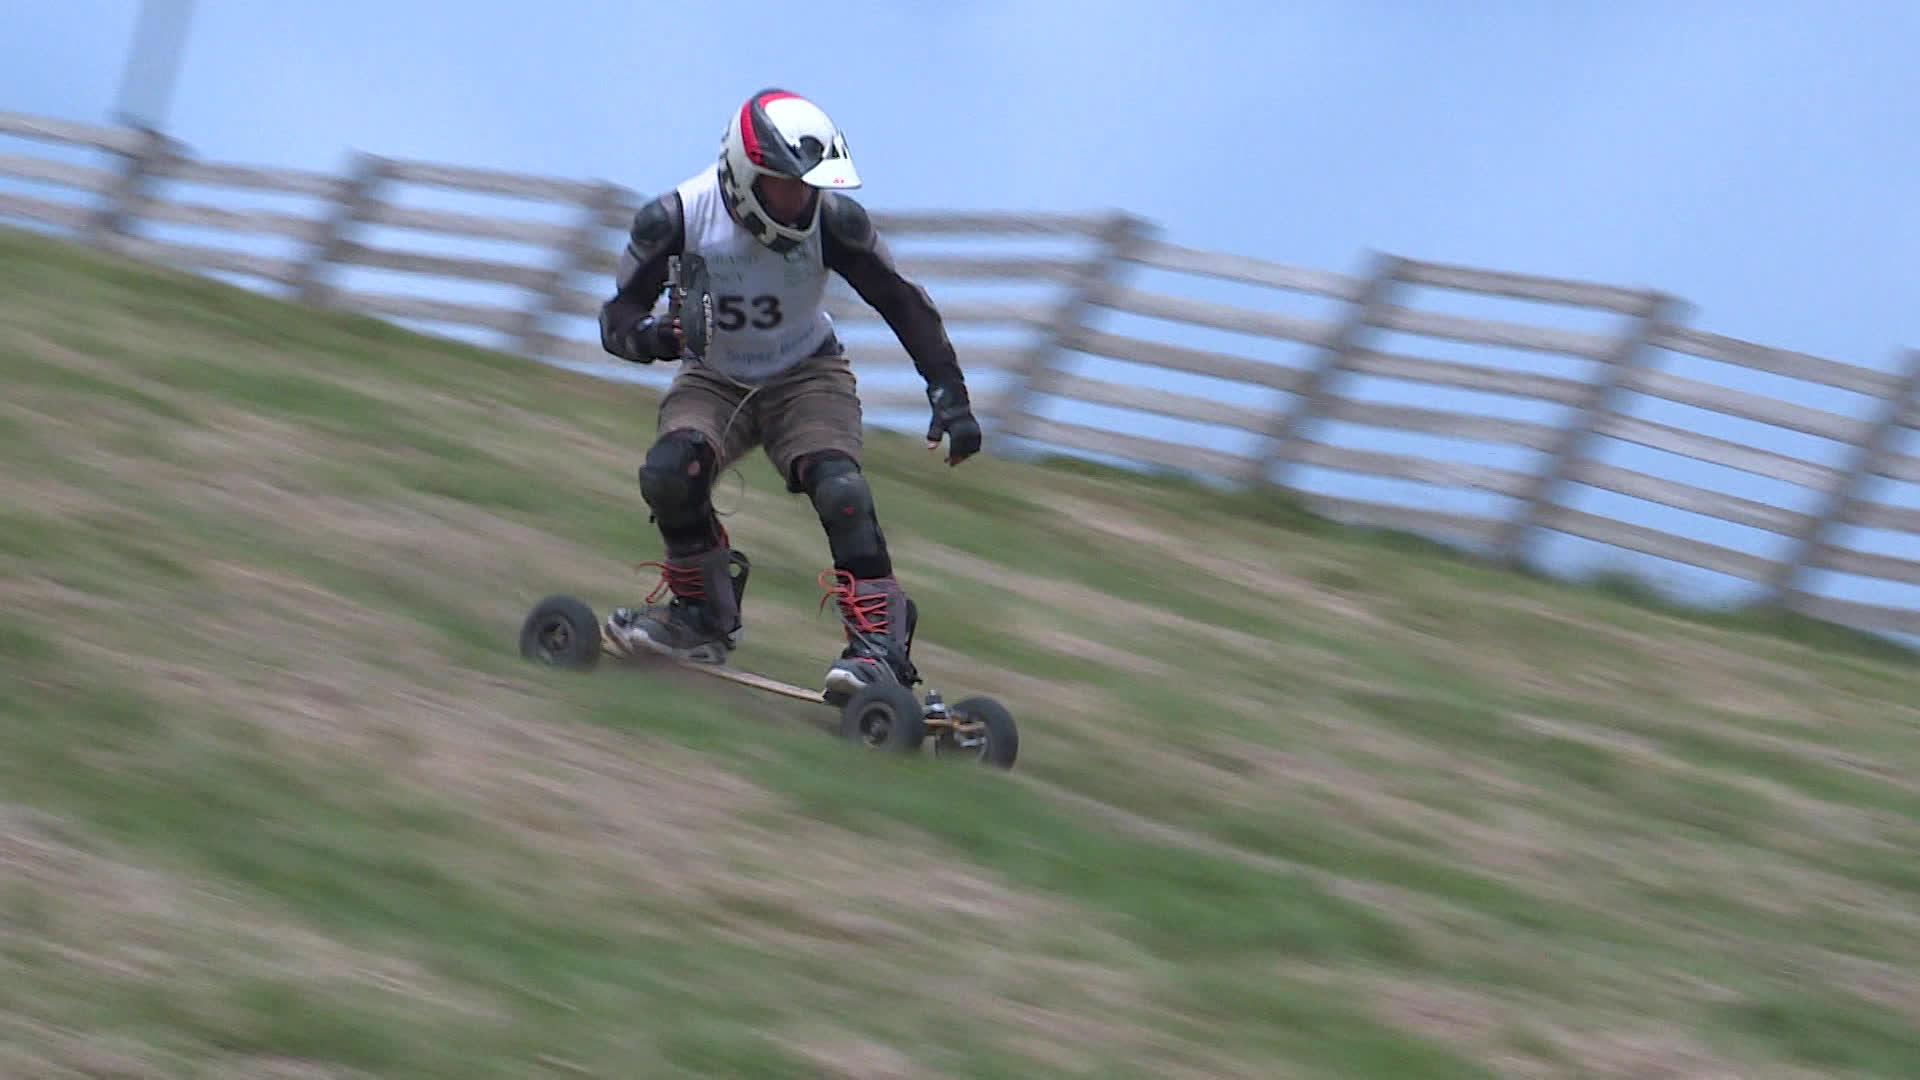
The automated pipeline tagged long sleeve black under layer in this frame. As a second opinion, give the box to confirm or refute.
[597,191,685,355]
[819,193,965,395]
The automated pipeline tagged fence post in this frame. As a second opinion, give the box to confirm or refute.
[1488,291,1683,562]
[84,124,176,251]
[1247,250,1404,488]
[1773,348,1920,608]
[509,181,629,358]
[295,152,388,307]
[994,211,1152,444]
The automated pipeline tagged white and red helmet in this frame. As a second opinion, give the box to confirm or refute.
[718,88,861,253]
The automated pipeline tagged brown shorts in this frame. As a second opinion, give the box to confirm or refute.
[656,352,863,491]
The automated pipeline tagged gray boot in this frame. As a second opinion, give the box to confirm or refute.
[608,546,746,664]
[819,570,920,698]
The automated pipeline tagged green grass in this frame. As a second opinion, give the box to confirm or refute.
[1720,989,1920,1076]
[5,224,1920,1077]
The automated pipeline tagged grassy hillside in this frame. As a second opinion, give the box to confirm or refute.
[4,224,1919,1079]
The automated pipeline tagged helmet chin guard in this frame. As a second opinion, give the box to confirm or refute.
[667,254,714,361]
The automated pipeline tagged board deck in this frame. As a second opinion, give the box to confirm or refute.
[601,639,828,703]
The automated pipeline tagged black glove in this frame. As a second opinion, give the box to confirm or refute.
[924,381,981,466]
[600,311,682,364]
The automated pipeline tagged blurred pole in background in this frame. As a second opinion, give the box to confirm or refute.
[113,0,197,132]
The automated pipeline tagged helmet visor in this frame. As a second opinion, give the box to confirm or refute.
[798,152,861,189]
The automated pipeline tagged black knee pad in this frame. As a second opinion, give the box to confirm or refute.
[639,429,718,544]
[804,454,890,577]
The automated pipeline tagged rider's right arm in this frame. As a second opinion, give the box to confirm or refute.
[599,192,685,361]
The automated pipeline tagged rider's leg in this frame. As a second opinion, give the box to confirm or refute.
[607,368,758,661]
[757,350,919,694]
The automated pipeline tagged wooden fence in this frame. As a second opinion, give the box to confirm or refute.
[4,109,1916,641]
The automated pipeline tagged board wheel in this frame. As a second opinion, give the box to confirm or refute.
[519,594,602,671]
[839,683,926,752]
[940,695,1018,769]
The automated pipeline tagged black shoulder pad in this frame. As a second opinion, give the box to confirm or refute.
[627,192,684,258]
[820,192,876,253]
[614,191,685,293]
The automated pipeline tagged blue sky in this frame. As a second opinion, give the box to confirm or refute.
[5,1,1915,361]
[4,1,1918,617]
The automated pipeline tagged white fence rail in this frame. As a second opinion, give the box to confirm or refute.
[4,109,1915,641]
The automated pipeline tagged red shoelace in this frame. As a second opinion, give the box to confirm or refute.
[636,559,706,605]
[817,569,890,635]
